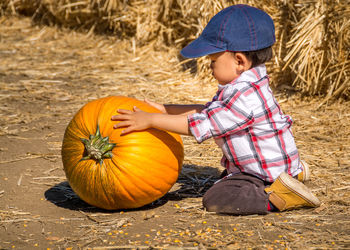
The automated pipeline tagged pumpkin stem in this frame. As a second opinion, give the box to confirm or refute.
[80,125,116,164]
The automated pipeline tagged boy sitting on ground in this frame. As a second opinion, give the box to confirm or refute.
[112,4,320,215]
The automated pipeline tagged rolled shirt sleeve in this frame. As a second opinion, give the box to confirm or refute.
[188,85,254,143]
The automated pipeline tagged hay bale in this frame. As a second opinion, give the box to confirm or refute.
[1,0,40,15]
[282,1,350,100]
[1,0,349,100]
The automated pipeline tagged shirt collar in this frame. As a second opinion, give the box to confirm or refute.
[218,64,267,90]
[238,64,267,83]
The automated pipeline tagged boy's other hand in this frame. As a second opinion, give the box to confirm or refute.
[111,106,152,134]
[144,98,166,113]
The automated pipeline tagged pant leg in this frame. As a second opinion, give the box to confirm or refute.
[203,173,270,215]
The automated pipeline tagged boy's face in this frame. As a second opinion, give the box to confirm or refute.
[208,51,251,85]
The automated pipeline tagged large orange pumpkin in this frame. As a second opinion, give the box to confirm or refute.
[61,96,184,210]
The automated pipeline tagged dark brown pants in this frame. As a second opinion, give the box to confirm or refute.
[203,172,272,215]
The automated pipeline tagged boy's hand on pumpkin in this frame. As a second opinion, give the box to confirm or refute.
[112,106,152,134]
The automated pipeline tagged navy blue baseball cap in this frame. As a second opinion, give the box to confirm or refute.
[180,4,275,58]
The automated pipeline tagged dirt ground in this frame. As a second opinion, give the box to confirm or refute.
[0,16,349,250]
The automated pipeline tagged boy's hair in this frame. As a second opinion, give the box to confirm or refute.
[241,46,273,68]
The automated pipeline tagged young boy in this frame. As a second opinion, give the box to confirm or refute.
[111,4,320,215]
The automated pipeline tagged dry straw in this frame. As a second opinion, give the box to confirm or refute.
[2,0,349,101]
[282,1,350,104]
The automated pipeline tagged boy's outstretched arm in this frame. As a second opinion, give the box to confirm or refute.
[111,106,191,135]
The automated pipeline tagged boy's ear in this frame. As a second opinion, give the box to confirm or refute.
[235,52,252,71]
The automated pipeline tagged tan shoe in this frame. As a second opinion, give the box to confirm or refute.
[265,172,320,211]
[295,160,310,182]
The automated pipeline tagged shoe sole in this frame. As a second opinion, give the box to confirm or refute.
[279,172,320,207]
[301,160,310,182]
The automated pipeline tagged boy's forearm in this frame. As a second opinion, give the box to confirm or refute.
[150,113,191,135]
[164,104,205,115]
[112,107,192,135]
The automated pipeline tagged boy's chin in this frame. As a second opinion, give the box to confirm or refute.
[218,81,230,85]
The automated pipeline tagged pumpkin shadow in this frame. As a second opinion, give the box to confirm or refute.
[143,131,222,199]
[44,181,170,212]
[164,164,222,200]
[44,181,104,212]
[45,164,222,212]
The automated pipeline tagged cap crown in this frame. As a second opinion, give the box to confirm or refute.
[181,5,275,58]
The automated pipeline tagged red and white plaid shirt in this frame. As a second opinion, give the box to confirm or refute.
[188,65,303,182]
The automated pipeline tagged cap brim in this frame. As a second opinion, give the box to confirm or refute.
[180,36,225,58]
